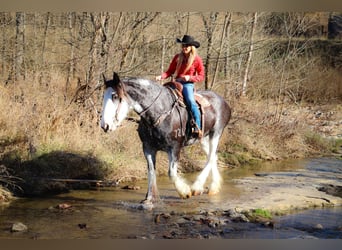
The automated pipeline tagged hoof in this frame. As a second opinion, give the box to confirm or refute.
[192,190,203,196]
[138,199,154,210]
[178,192,192,199]
[208,189,220,196]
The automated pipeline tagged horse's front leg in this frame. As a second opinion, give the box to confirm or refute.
[141,146,159,205]
[168,147,192,199]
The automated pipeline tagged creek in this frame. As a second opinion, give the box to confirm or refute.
[0,157,341,239]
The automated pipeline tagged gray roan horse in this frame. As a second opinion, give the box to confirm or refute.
[100,72,231,207]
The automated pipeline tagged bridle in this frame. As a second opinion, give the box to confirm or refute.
[136,87,163,117]
[111,81,178,128]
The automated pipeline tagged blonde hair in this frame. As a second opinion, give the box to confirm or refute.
[175,46,197,77]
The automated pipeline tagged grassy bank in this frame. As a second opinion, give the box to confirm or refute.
[0,75,341,200]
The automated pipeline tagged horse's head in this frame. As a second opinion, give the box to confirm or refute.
[100,72,130,132]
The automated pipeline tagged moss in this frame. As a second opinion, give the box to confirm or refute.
[245,208,273,223]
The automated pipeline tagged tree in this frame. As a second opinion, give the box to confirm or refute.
[87,12,110,88]
[14,12,26,81]
[241,12,258,97]
[201,12,219,89]
[211,12,231,90]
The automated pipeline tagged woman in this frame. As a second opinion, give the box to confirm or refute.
[156,35,205,137]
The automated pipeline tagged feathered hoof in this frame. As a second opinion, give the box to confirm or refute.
[192,189,203,196]
[138,199,154,210]
[174,178,192,199]
[208,188,220,196]
[178,191,192,199]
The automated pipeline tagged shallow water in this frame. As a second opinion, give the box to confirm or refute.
[0,158,341,239]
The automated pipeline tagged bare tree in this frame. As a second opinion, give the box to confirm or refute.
[0,13,9,78]
[211,12,231,89]
[41,12,50,67]
[87,12,110,88]
[201,12,219,89]
[14,12,26,81]
[66,12,76,93]
[242,12,258,97]
[117,12,160,73]
[104,12,123,74]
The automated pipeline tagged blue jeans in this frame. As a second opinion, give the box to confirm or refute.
[182,83,201,130]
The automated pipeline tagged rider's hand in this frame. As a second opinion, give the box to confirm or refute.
[183,75,190,81]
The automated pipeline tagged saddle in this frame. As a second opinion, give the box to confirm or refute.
[163,81,211,137]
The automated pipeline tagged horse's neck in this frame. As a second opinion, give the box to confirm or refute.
[127,81,174,123]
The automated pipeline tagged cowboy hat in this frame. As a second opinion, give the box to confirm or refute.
[176,35,200,48]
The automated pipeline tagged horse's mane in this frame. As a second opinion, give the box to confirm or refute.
[104,72,126,100]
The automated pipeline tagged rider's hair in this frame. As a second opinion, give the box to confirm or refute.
[175,46,197,77]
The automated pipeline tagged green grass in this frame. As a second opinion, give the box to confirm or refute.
[244,208,273,223]
[252,208,273,219]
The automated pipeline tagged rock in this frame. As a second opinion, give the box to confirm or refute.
[78,223,87,229]
[224,209,250,223]
[11,222,28,232]
[318,184,342,198]
[122,185,141,190]
[255,173,268,177]
[56,203,72,209]
[314,223,323,230]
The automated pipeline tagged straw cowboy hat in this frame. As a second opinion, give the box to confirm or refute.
[176,35,200,48]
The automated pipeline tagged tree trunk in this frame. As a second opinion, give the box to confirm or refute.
[201,12,219,89]
[211,12,231,89]
[87,12,109,89]
[66,12,76,93]
[224,13,232,78]
[14,12,25,81]
[1,13,7,78]
[41,12,50,67]
[242,12,258,97]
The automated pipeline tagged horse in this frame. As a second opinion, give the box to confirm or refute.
[100,72,231,207]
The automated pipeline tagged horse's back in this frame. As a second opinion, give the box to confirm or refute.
[198,90,231,124]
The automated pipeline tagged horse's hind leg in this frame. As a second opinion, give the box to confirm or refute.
[191,133,222,196]
[191,135,211,195]
[207,133,222,195]
[168,148,192,199]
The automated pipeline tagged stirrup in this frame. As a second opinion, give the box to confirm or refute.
[192,125,203,138]
[196,129,203,138]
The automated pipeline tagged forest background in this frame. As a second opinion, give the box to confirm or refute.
[0,12,341,200]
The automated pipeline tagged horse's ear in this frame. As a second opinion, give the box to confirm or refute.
[113,72,120,84]
[102,73,107,83]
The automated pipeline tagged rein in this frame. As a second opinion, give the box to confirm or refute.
[152,87,179,127]
[137,87,163,117]
[117,81,179,128]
